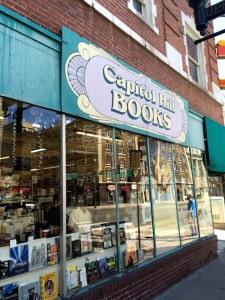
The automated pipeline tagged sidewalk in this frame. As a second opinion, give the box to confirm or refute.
[153,230,225,300]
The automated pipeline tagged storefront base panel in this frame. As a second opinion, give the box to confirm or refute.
[69,235,217,300]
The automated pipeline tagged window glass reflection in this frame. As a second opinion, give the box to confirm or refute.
[0,97,61,289]
[191,148,213,237]
[174,146,199,244]
[65,118,118,289]
[149,138,179,255]
[117,130,154,267]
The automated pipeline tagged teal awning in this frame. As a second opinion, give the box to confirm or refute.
[205,117,225,173]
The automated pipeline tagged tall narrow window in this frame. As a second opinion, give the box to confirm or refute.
[186,33,199,82]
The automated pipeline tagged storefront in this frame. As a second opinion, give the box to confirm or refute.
[0,6,216,299]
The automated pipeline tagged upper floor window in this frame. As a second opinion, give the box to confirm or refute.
[186,33,199,82]
[128,0,158,33]
[184,24,207,88]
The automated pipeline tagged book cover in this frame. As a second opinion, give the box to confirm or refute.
[71,240,81,258]
[3,282,18,300]
[69,266,78,289]
[66,269,71,291]
[55,237,60,263]
[123,248,137,268]
[29,238,47,271]
[47,244,58,266]
[10,245,29,276]
[66,236,72,260]
[41,272,58,300]
[106,257,116,275]
[97,257,109,279]
[81,233,92,254]
[20,280,41,300]
[91,228,103,249]
[0,260,10,279]
[85,261,98,284]
[119,228,126,244]
[77,266,87,288]
[103,228,112,249]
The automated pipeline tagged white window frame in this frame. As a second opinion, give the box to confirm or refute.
[107,170,112,182]
[106,143,111,152]
[106,157,111,167]
[127,0,158,34]
[118,144,124,154]
[120,159,124,168]
[183,20,207,89]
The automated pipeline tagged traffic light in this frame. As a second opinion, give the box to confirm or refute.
[188,0,209,36]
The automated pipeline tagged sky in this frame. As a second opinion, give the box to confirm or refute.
[210,0,225,79]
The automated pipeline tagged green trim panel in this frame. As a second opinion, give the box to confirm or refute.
[189,111,205,151]
[205,117,225,173]
[0,8,61,111]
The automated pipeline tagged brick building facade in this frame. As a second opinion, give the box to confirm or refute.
[0,1,222,299]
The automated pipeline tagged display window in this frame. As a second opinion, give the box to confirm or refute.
[0,97,61,297]
[116,130,154,268]
[0,98,214,296]
[65,117,118,289]
[191,148,214,237]
[149,138,180,255]
[174,146,199,245]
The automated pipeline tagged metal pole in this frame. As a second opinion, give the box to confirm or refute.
[60,113,67,297]
[113,128,121,272]
[194,28,225,45]
[146,138,157,257]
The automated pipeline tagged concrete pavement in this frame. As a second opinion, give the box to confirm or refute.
[153,230,225,300]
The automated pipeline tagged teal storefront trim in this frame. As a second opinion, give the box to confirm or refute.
[189,110,205,151]
[0,6,61,111]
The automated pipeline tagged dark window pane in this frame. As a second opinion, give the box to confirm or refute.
[187,34,198,62]
[188,59,198,82]
[133,0,142,14]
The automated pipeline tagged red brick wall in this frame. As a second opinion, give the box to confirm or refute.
[1,0,223,124]
[69,235,217,300]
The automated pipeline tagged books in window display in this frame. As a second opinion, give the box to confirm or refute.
[91,227,103,249]
[40,272,58,300]
[119,228,126,245]
[103,228,112,249]
[3,282,19,300]
[85,261,98,284]
[97,257,109,279]
[123,250,137,268]
[20,280,41,300]
[47,243,58,266]
[10,245,29,276]
[71,239,81,258]
[106,256,116,275]
[123,241,137,268]
[81,232,92,255]
[28,238,47,271]
[0,260,10,279]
